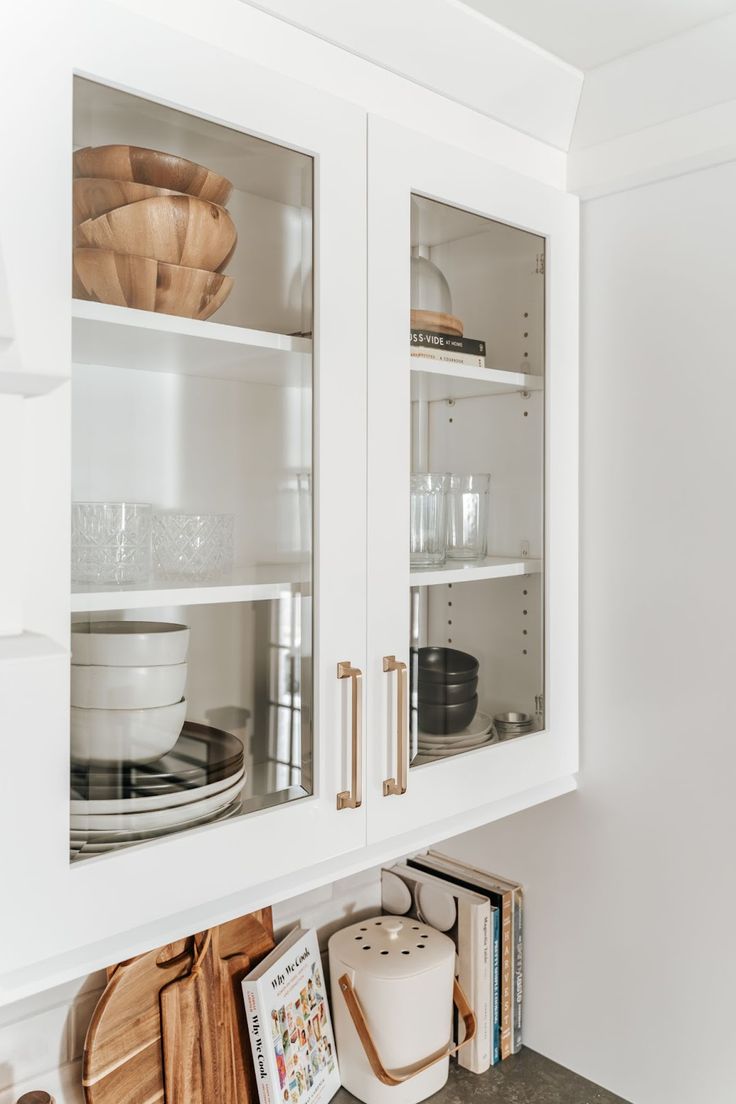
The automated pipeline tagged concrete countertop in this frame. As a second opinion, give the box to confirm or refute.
[333,1049,631,1104]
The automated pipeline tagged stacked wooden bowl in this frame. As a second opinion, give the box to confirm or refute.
[72,144,237,321]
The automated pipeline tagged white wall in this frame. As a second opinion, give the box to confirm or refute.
[444,158,736,1104]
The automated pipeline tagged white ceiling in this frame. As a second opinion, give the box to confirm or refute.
[458,0,736,69]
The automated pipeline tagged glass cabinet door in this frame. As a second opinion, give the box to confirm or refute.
[367,118,578,844]
[70,77,317,860]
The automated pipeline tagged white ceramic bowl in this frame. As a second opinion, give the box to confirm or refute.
[70,698,187,765]
[71,662,187,710]
[71,621,190,667]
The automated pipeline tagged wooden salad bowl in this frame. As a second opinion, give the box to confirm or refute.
[75,195,237,272]
[74,144,233,206]
[73,248,234,321]
[73,177,183,225]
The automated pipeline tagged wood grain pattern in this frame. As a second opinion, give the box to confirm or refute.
[83,911,274,1104]
[73,145,232,206]
[160,931,222,1103]
[160,913,275,1104]
[74,196,237,272]
[225,951,255,1104]
[73,178,182,224]
[82,939,191,1104]
[73,248,234,320]
[410,309,464,336]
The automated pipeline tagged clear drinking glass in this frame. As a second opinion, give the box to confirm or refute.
[71,502,152,586]
[410,474,449,566]
[446,473,491,560]
[152,513,234,580]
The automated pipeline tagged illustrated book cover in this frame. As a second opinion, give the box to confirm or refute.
[243,927,340,1104]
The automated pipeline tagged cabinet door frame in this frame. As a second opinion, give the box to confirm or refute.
[0,2,367,977]
[366,116,579,844]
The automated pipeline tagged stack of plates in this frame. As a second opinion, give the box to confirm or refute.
[494,712,535,741]
[414,711,496,763]
[70,721,246,860]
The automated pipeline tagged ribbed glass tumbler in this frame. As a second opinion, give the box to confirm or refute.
[71,502,152,586]
[410,474,448,566]
[446,473,491,560]
[152,513,234,580]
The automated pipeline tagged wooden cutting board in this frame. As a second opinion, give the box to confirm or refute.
[83,909,274,1104]
[160,912,275,1104]
[83,940,191,1104]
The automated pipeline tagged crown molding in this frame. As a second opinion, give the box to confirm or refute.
[568,14,736,198]
[241,0,583,150]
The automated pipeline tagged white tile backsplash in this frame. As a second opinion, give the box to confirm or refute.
[0,1060,83,1104]
[0,1002,71,1091]
[0,869,382,1103]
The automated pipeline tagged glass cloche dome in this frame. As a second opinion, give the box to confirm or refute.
[410,245,452,315]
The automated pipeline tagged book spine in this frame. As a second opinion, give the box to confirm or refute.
[243,983,274,1104]
[456,903,492,1073]
[410,329,486,356]
[491,906,500,1065]
[410,348,486,369]
[499,890,512,1059]
[512,888,523,1054]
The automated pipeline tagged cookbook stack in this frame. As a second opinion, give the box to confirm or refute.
[410,318,487,370]
[72,143,237,320]
[381,851,524,1072]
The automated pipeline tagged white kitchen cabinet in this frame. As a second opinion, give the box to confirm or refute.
[365,118,579,844]
[0,2,367,979]
[0,2,578,993]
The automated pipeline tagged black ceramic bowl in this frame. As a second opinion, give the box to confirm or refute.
[418,694,478,735]
[417,676,478,705]
[417,646,479,685]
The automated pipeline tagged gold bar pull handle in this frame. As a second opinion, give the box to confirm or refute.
[337,661,363,810]
[382,655,408,797]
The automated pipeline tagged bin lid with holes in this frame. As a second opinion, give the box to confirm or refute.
[328,915,454,979]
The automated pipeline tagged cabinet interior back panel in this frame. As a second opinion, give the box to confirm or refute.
[427,390,543,559]
[72,363,311,567]
[426,573,543,720]
[198,190,311,335]
[73,77,312,206]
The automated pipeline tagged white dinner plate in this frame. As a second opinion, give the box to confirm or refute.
[417,731,492,751]
[416,711,492,745]
[70,801,242,855]
[70,776,244,832]
[70,789,245,844]
[414,734,496,761]
[70,765,245,816]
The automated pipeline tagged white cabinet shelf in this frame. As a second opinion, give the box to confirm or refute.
[72,300,311,385]
[410,555,542,587]
[71,564,306,612]
[410,359,543,402]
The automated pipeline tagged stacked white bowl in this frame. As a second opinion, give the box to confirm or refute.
[70,621,190,765]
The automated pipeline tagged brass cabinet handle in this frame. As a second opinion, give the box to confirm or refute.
[336,661,363,810]
[338,973,476,1085]
[382,655,408,797]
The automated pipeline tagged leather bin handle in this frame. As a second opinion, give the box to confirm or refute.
[338,973,477,1086]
